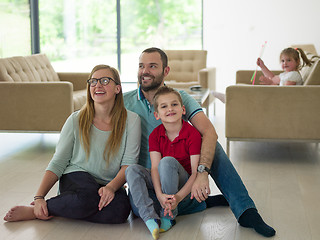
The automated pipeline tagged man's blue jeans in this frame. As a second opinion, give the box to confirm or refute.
[125,141,255,222]
[210,142,256,219]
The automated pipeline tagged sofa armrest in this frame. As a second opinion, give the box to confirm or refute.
[236,70,282,85]
[199,67,215,90]
[0,82,73,132]
[57,72,89,91]
[225,85,320,140]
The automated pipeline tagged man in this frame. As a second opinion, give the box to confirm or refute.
[124,47,275,238]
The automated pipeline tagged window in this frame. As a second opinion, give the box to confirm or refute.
[120,0,202,82]
[38,0,202,82]
[0,0,31,57]
[39,0,118,73]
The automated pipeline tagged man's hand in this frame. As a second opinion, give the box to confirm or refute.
[191,173,210,202]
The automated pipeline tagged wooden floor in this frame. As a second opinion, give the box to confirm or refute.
[1,101,320,240]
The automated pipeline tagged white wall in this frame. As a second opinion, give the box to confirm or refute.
[203,0,320,92]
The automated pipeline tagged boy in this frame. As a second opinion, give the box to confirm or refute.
[146,86,203,239]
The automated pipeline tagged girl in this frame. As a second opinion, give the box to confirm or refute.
[4,65,141,224]
[257,47,313,85]
[211,47,317,103]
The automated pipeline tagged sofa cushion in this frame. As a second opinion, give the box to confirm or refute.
[164,80,199,89]
[301,64,313,83]
[25,54,60,82]
[0,54,59,83]
[304,59,320,85]
[165,50,207,83]
[0,56,35,82]
[73,89,87,111]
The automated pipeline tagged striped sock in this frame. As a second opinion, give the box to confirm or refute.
[160,217,176,233]
[145,219,161,239]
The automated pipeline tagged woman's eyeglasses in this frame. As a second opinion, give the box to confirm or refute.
[87,77,116,87]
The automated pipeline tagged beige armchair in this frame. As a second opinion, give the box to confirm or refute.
[225,54,320,156]
[163,50,216,115]
[164,50,215,90]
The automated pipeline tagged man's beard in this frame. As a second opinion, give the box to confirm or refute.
[139,73,164,92]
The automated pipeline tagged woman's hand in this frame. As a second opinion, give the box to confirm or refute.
[33,199,52,220]
[98,185,115,210]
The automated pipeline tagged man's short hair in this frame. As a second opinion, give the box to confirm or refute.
[142,47,168,70]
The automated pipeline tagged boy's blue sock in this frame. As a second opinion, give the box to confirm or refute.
[145,219,161,239]
[160,217,176,233]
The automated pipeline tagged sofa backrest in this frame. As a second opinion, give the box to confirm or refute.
[165,50,207,83]
[303,58,320,85]
[0,54,59,83]
[291,44,317,55]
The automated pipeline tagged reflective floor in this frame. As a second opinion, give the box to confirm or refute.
[1,100,320,240]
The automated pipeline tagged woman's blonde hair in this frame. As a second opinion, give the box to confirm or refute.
[78,64,127,164]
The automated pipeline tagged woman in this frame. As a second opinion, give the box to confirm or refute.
[4,65,141,224]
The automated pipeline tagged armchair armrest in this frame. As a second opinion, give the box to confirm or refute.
[199,67,216,90]
[57,72,89,91]
[225,85,320,140]
[236,70,282,85]
[0,82,73,132]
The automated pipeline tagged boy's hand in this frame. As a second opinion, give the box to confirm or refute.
[163,202,173,218]
[163,195,176,218]
[157,193,176,217]
[163,195,182,218]
[158,193,173,209]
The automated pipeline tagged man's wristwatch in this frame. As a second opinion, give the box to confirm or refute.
[197,164,211,174]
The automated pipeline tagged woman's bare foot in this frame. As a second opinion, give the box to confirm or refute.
[3,206,36,222]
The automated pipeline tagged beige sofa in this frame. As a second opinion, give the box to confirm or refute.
[0,54,88,132]
[225,55,320,156]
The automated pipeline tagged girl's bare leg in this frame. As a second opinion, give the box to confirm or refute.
[211,91,226,103]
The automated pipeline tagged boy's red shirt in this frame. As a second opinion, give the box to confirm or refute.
[149,120,201,175]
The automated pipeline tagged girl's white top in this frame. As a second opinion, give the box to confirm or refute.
[279,71,303,86]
